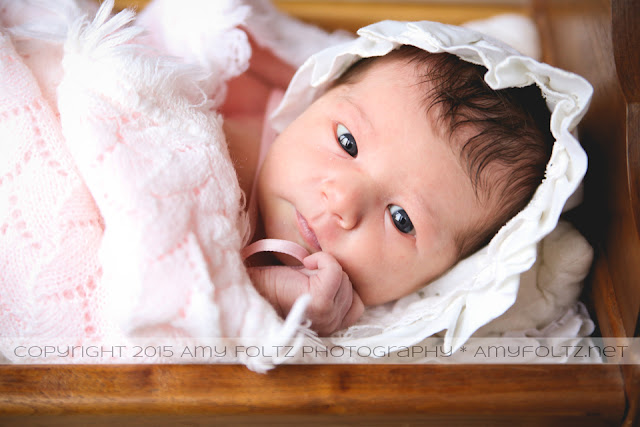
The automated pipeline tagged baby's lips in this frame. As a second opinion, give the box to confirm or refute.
[296,210,322,251]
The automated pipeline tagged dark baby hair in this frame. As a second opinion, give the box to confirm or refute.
[332,46,554,258]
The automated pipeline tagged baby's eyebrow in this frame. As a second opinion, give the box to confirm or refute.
[413,190,441,238]
[338,94,374,134]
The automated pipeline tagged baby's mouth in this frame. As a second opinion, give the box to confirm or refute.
[296,211,322,251]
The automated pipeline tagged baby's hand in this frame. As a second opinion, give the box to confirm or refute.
[248,252,364,336]
[300,252,364,335]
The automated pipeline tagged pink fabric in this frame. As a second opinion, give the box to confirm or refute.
[246,89,284,242]
[0,0,311,371]
[0,29,106,343]
[240,88,310,263]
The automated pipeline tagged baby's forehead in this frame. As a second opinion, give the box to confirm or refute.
[328,53,468,157]
[335,52,503,204]
[330,58,438,121]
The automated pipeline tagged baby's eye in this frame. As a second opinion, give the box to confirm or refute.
[389,205,415,235]
[336,123,358,157]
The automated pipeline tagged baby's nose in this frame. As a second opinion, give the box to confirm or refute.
[321,176,368,230]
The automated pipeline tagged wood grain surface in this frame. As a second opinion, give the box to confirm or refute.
[534,0,639,424]
[113,0,529,29]
[0,364,626,426]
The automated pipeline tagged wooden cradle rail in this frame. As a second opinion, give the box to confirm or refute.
[1,1,638,425]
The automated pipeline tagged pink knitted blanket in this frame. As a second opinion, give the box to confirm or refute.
[0,0,311,371]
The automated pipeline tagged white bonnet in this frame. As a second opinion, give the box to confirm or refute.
[270,20,593,351]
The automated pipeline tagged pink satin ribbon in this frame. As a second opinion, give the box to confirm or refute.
[241,238,310,263]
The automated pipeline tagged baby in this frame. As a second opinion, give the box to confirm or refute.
[223,42,553,336]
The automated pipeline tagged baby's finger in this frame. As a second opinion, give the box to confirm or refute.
[340,289,365,330]
[302,251,340,273]
[303,252,344,297]
[332,270,353,309]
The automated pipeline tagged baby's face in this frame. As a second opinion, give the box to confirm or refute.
[257,58,495,305]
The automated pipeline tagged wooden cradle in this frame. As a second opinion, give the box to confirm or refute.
[0,0,638,425]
